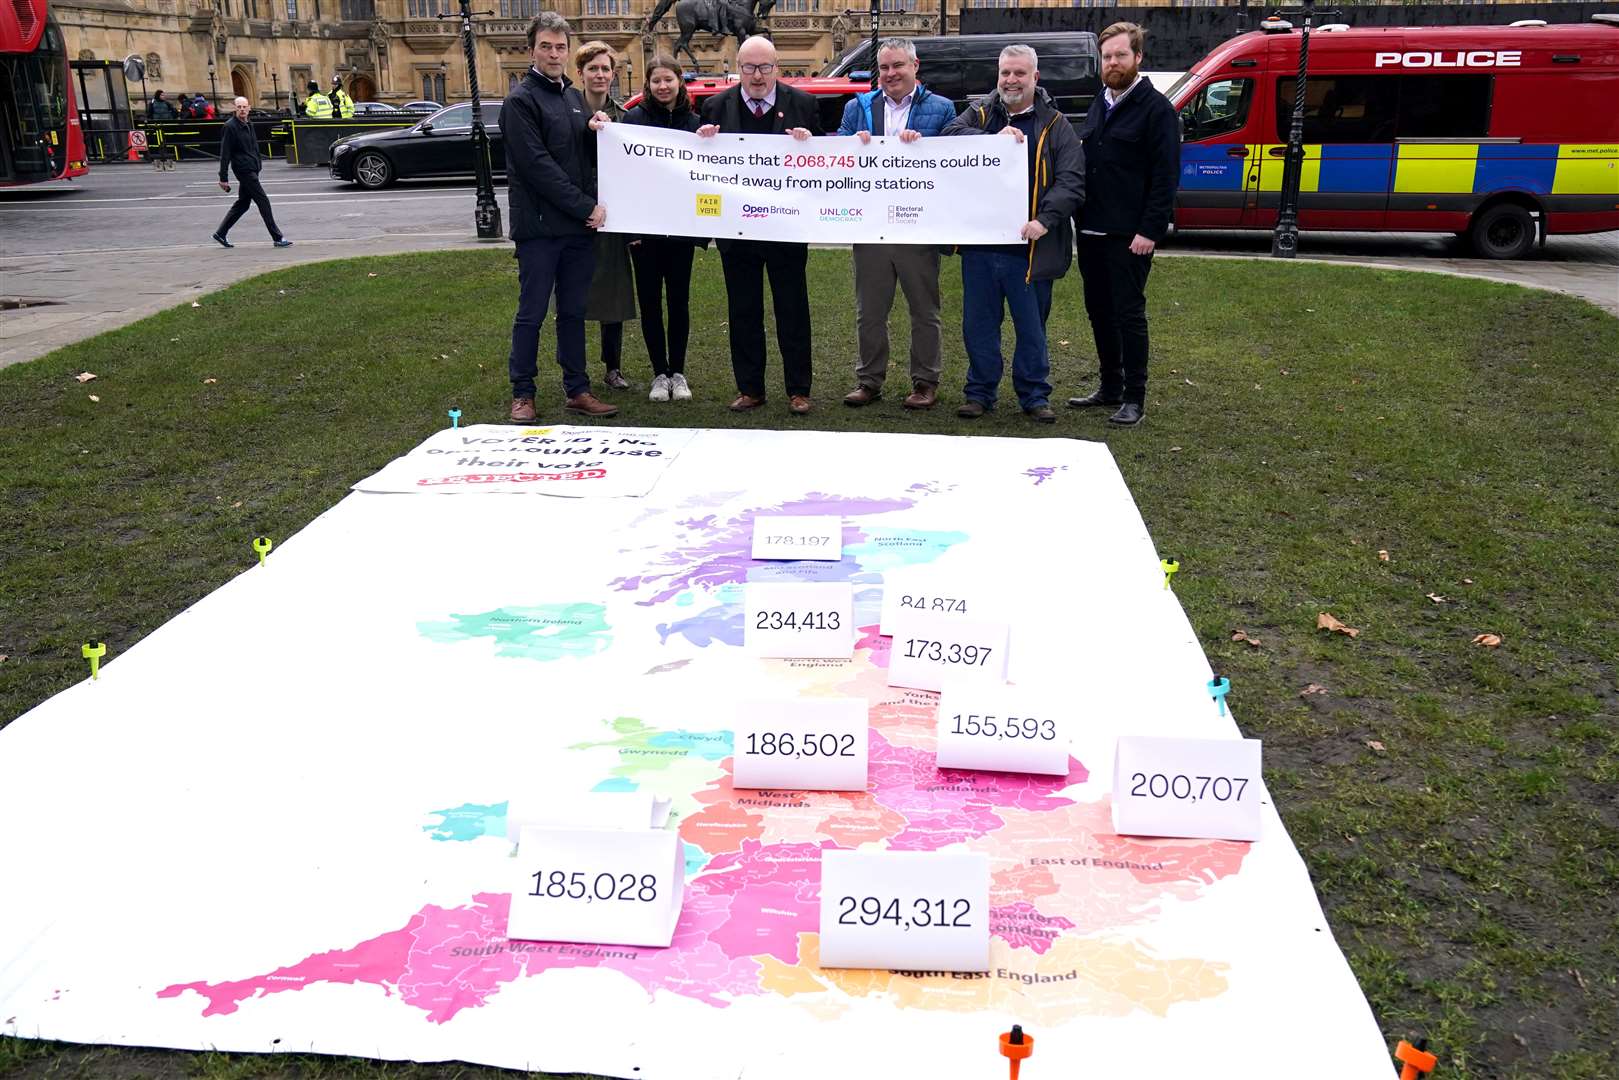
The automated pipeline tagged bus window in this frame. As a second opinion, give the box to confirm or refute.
[1395,74,1491,139]
[1277,75,1399,143]
[1181,78,1253,141]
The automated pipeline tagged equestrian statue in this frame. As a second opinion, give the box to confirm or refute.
[644,0,777,70]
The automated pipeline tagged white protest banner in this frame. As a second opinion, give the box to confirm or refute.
[507,825,685,947]
[745,582,854,658]
[351,424,696,497]
[935,679,1071,776]
[818,850,990,971]
[597,125,1026,245]
[1112,736,1264,842]
[751,515,842,561]
[733,698,868,791]
[878,570,1004,636]
[887,612,1009,692]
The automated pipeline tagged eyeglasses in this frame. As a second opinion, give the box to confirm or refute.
[739,63,776,75]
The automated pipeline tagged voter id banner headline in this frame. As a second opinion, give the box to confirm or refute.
[598,125,1027,245]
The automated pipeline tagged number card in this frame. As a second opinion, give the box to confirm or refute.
[935,680,1071,776]
[733,698,869,791]
[818,850,990,972]
[1111,736,1263,842]
[878,573,998,636]
[507,825,685,948]
[745,582,854,659]
[886,613,1009,692]
[751,515,843,561]
[503,791,667,842]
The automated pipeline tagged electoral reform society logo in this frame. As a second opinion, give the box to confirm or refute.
[819,207,864,222]
[741,203,801,220]
[887,205,924,224]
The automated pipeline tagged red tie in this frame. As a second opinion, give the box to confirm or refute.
[751,100,766,118]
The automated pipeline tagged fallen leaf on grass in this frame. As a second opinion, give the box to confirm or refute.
[0,655,8,664]
[203,377,217,384]
[1230,630,1262,648]
[190,301,201,308]
[1317,613,1360,638]
[1472,633,1503,648]
[1462,578,1474,585]
[1299,684,1328,697]
[1169,446,1183,452]
[1572,968,1588,991]
[439,354,449,360]
[1184,378,1196,386]
[231,501,242,508]
[367,272,378,278]
[87,394,100,402]
[1378,550,1391,562]
[1057,339,1069,346]
[1366,740,1385,752]
[74,372,96,383]
[1426,593,1448,604]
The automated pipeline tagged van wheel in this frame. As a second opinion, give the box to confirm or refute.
[1469,203,1536,260]
[354,151,393,190]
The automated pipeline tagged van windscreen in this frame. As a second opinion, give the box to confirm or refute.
[1276,74,1492,142]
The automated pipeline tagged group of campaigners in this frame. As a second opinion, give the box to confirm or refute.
[503,13,1180,427]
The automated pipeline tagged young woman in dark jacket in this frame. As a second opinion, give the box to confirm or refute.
[620,55,702,403]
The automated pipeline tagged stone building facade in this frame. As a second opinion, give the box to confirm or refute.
[57,0,971,112]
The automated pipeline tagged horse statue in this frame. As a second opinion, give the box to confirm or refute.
[645,0,776,70]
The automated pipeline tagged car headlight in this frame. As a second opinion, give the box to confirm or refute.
[334,143,353,156]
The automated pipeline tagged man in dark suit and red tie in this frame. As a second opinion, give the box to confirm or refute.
[696,36,823,415]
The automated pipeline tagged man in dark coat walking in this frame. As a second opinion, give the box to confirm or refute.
[212,96,291,249]
[502,10,618,420]
[697,35,822,416]
[1067,22,1181,427]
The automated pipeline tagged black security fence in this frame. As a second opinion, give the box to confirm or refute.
[958,3,1616,72]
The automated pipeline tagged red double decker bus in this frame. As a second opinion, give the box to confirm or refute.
[1,0,87,186]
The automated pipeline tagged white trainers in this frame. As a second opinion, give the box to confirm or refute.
[648,374,671,402]
[670,373,692,401]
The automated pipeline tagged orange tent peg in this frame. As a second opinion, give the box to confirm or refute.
[999,1024,1034,1080]
[1396,1038,1438,1080]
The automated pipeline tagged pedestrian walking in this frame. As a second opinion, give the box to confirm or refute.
[212,96,292,249]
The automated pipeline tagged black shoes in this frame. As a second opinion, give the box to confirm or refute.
[1024,404,1056,424]
[1107,402,1144,426]
[956,400,987,419]
[211,233,233,249]
[1067,389,1122,408]
[273,238,294,248]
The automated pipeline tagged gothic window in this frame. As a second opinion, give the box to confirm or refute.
[286,0,299,20]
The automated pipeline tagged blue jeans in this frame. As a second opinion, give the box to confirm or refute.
[960,250,1053,411]
[508,234,596,400]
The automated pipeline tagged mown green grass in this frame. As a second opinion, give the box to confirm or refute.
[2,249,1615,1079]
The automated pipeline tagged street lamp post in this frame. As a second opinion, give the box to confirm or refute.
[271,70,280,111]
[438,0,501,240]
[207,56,219,111]
[1270,0,1319,259]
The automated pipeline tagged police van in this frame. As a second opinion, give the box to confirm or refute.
[1170,16,1619,257]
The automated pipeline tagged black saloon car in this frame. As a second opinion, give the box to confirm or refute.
[330,101,504,189]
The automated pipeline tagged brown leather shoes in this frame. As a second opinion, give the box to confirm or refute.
[729,393,766,412]
[565,392,619,417]
[789,395,813,415]
[843,385,881,407]
[510,397,537,423]
[903,383,938,410]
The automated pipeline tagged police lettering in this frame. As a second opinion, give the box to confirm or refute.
[1373,50,1522,68]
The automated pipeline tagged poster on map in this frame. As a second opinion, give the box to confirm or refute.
[597,126,1026,245]
[0,429,1391,1079]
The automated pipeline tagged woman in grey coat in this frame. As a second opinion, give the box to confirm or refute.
[576,41,637,390]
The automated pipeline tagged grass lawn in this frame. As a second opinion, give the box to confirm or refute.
[1,248,1616,1080]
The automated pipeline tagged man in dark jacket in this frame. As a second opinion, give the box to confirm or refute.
[697,35,822,416]
[148,90,177,120]
[212,96,291,249]
[942,46,1084,424]
[1067,22,1181,427]
[501,11,617,421]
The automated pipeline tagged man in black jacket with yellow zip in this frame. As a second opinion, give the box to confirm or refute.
[942,45,1084,424]
[502,10,618,421]
[1067,22,1181,427]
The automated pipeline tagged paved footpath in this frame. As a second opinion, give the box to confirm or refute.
[3,160,1615,370]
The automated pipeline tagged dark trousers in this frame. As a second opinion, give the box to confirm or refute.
[719,239,812,398]
[217,173,282,241]
[632,239,695,377]
[601,322,623,370]
[508,234,596,401]
[1077,233,1153,405]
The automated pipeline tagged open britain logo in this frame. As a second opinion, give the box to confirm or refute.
[695,194,722,217]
